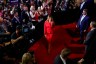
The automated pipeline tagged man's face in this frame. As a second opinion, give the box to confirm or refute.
[20,4,23,9]
[24,6,28,11]
[16,29,20,34]
[82,10,86,15]
[15,12,18,17]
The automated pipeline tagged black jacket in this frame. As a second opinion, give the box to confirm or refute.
[84,28,96,59]
[54,55,75,64]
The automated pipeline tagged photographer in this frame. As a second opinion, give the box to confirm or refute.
[11,25,23,44]
[11,25,24,59]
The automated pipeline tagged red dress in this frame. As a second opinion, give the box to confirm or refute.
[44,20,54,43]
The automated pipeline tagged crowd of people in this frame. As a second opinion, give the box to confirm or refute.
[0,0,96,64]
[0,0,52,64]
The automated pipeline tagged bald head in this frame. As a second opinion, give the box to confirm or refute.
[90,21,96,28]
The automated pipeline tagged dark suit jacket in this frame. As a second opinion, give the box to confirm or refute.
[84,28,96,59]
[86,0,94,3]
[77,15,90,31]
[11,17,21,31]
[80,2,88,12]
[54,55,75,64]
[21,10,29,24]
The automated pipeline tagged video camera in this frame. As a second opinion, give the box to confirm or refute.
[22,25,30,34]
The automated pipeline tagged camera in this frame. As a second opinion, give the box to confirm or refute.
[22,25,30,34]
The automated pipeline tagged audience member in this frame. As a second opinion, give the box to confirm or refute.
[78,21,96,64]
[11,25,24,59]
[80,0,88,12]
[20,51,37,64]
[21,52,32,64]
[11,11,21,32]
[21,5,30,24]
[11,25,23,44]
[54,48,75,64]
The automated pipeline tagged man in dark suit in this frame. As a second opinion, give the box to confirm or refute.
[17,3,24,18]
[54,48,75,64]
[76,9,90,43]
[83,21,96,64]
[78,21,96,64]
[80,0,93,17]
[87,0,94,3]
[21,5,29,24]
[80,0,88,12]
[12,11,21,32]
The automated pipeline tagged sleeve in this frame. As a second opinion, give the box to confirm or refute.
[21,11,25,22]
[11,33,16,39]
[85,17,90,30]
[84,31,94,45]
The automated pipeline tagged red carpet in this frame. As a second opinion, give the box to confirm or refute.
[29,22,86,64]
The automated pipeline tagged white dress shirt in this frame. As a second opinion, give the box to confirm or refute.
[80,15,86,25]
[60,55,66,64]
[80,2,85,10]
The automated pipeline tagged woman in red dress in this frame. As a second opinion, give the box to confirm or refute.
[44,15,55,54]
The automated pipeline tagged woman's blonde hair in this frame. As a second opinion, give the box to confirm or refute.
[21,52,32,64]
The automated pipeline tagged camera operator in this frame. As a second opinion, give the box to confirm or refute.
[11,25,23,44]
[22,25,35,46]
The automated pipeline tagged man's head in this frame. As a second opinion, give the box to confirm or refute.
[24,5,28,11]
[60,48,71,58]
[20,3,24,9]
[14,11,18,17]
[16,25,21,34]
[82,9,87,15]
[90,21,96,28]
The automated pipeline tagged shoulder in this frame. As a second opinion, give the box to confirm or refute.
[92,29,96,33]
[21,11,25,14]
[87,29,95,36]
[86,15,89,19]
[12,17,15,20]
[54,55,61,62]
[66,59,76,64]
[11,18,15,22]
[11,32,17,39]
[12,17,16,21]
